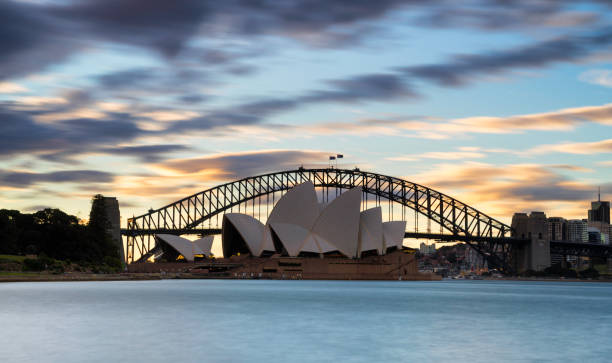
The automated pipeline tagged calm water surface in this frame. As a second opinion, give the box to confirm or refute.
[1,280,611,362]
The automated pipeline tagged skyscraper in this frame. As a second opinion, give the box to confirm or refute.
[567,219,588,243]
[587,191,610,245]
[588,189,610,224]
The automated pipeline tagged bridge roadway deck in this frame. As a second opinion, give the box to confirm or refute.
[122,229,612,247]
[121,228,526,244]
[121,229,611,251]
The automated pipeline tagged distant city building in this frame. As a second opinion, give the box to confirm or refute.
[464,246,487,271]
[587,227,609,244]
[567,219,588,243]
[587,227,600,244]
[588,199,610,224]
[510,195,612,271]
[587,222,611,245]
[548,217,567,265]
[587,194,610,245]
[547,217,567,241]
[419,242,436,255]
[587,220,611,245]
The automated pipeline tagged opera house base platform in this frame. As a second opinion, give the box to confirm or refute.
[127,250,441,281]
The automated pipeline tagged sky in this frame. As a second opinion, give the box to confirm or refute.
[1,0,611,230]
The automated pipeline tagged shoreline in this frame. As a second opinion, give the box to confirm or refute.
[0,272,162,283]
[494,277,612,283]
[1,272,611,283]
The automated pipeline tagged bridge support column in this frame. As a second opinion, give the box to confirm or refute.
[512,212,551,272]
[607,258,612,274]
[103,197,124,266]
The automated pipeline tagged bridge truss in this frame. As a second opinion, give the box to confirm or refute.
[125,168,518,271]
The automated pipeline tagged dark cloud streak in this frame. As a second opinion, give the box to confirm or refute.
[404,27,612,86]
[96,144,192,163]
[0,105,143,162]
[161,150,330,180]
[95,68,157,89]
[0,1,76,79]
[2,1,612,158]
[166,73,416,134]
[303,74,416,103]
[168,24,612,134]
[2,0,608,79]
[0,169,114,188]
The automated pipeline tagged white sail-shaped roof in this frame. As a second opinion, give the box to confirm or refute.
[264,181,319,256]
[314,234,337,253]
[300,233,338,254]
[318,202,327,213]
[220,183,320,257]
[193,236,214,256]
[267,181,319,228]
[156,234,205,261]
[269,222,310,257]
[382,221,406,250]
[358,207,384,255]
[259,229,276,255]
[311,187,362,258]
[223,213,264,255]
[269,223,340,255]
[217,183,407,259]
[300,234,320,253]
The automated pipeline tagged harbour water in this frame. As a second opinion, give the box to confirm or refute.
[1,280,611,362]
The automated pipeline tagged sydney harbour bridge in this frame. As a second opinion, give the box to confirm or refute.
[121,168,611,273]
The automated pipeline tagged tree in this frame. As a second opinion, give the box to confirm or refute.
[0,210,20,254]
[32,209,86,261]
[0,200,121,269]
[33,208,78,226]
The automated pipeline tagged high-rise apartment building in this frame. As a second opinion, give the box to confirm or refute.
[547,217,567,241]
[567,219,588,243]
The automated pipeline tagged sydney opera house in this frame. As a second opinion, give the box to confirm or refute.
[133,182,436,280]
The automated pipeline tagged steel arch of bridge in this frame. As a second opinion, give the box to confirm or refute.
[125,168,514,269]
